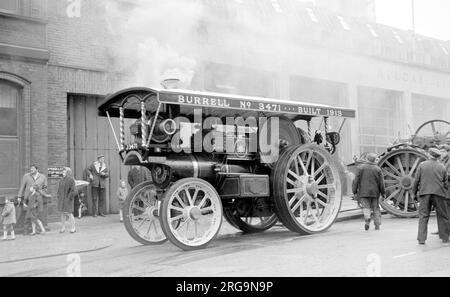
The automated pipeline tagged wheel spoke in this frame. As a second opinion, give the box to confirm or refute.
[287,188,303,194]
[132,205,146,212]
[293,157,300,175]
[201,207,214,214]
[385,179,399,184]
[137,217,148,228]
[190,189,200,206]
[298,155,308,174]
[315,173,325,184]
[176,218,190,231]
[198,194,209,209]
[431,122,437,135]
[404,191,409,212]
[313,162,328,178]
[291,194,307,213]
[384,160,401,176]
[132,214,147,220]
[316,198,329,208]
[288,170,302,181]
[289,192,303,206]
[405,153,410,174]
[305,202,311,220]
[395,157,406,175]
[409,158,421,177]
[287,177,297,187]
[184,189,193,206]
[385,184,399,191]
[140,198,152,208]
[170,206,185,213]
[382,169,400,180]
[395,190,405,207]
[385,188,401,201]
[310,156,316,176]
[317,183,335,190]
[174,195,187,209]
[317,190,328,200]
[147,219,155,235]
[170,214,184,222]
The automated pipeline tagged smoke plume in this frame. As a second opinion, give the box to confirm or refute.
[103,0,204,89]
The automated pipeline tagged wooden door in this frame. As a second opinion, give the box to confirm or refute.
[68,95,130,214]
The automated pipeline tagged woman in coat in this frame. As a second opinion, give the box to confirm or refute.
[57,167,77,233]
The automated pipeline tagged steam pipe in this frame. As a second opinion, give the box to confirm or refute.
[141,101,147,147]
[106,110,121,151]
[146,102,162,148]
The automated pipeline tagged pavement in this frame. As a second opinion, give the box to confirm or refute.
[0,196,362,266]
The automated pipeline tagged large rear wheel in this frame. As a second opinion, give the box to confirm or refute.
[378,147,427,218]
[272,144,342,234]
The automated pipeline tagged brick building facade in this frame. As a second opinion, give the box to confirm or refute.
[0,0,449,221]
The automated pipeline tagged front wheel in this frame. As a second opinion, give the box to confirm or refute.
[160,178,223,251]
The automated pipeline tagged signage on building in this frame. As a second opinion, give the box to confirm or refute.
[47,167,65,179]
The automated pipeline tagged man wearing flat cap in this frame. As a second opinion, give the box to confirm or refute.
[352,153,385,231]
[87,155,109,217]
[413,148,449,245]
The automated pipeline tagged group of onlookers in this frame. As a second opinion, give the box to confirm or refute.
[0,155,151,240]
[352,144,450,245]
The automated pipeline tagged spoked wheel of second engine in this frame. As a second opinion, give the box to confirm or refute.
[123,181,167,245]
[160,178,223,251]
[272,144,342,235]
[378,147,428,218]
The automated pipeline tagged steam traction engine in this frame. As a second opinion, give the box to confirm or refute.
[98,87,356,250]
[378,120,450,218]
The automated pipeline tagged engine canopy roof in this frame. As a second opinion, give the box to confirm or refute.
[98,87,356,120]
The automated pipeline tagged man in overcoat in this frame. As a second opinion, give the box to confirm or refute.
[352,153,385,231]
[413,148,449,245]
[87,155,109,217]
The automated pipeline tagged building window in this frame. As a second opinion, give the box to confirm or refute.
[203,63,278,98]
[0,81,19,136]
[412,95,449,131]
[0,0,19,13]
[358,87,401,155]
[0,80,21,191]
[366,24,378,38]
[0,0,46,18]
[337,16,350,31]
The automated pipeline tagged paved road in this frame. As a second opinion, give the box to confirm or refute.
[1,215,449,277]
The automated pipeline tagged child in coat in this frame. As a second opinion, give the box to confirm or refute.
[116,180,129,222]
[1,196,16,240]
[25,185,46,236]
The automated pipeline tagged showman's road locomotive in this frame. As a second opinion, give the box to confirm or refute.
[377,120,450,218]
[98,84,356,251]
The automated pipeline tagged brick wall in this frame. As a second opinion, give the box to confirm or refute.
[45,0,120,219]
[0,15,46,49]
[46,0,110,70]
